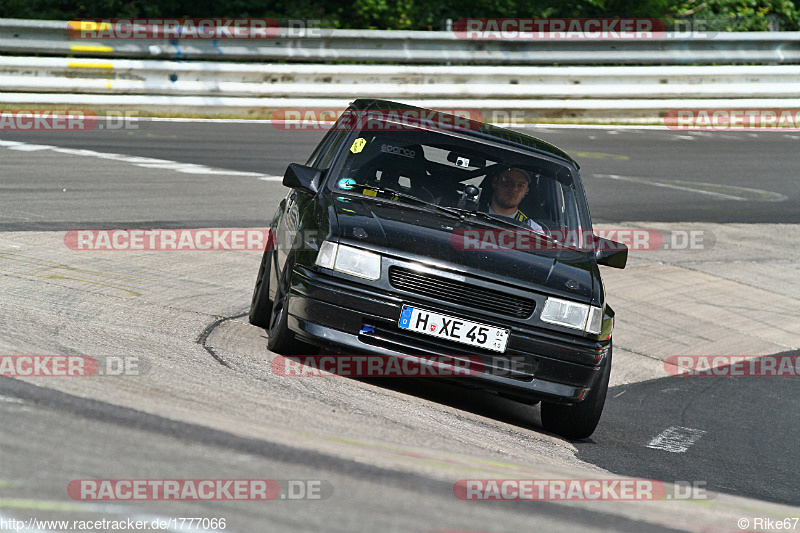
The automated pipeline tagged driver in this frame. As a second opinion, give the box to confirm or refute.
[488,167,544,232]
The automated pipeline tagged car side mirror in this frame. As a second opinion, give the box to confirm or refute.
[283,163,322,193]
[594,237,627,269]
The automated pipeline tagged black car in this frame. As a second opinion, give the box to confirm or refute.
[249,99,627,439]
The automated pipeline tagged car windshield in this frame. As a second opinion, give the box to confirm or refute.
[327,122,591,243]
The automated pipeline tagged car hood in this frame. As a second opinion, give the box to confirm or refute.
[330,196,596,303]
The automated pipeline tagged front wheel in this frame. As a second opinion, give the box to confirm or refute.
[248,248,274,328]
[540,343,612,440]
[266,255,315,355]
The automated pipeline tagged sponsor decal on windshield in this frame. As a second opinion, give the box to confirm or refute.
[380,144,416,158]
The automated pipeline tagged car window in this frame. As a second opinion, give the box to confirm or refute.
[304,109,356,168]
[326,122,590,243]
[316,128,349,170]
[305,127,337,168]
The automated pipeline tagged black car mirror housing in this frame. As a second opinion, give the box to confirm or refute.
[283,163,322,193]
[594,237,628,269]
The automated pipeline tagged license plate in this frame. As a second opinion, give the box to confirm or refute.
[398,305,509,353]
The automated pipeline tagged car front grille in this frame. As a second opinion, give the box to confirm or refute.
[388,267,535,319]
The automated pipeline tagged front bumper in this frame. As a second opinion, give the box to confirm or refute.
[286,265,610,405]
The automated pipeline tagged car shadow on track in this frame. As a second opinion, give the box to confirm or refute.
[298,347,579,441]
[357,376,551,434]
[361,353,800,507]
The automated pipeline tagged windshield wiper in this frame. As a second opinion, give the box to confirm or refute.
[447,208,564,247]
[354,185,466,220]
[352,186,563,248]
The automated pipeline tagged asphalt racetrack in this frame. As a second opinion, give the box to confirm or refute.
[1,120,798,532]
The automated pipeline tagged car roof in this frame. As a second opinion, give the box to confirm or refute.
[349,98,578,168]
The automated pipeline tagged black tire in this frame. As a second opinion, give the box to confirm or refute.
[266,255,315,355]
[540,343,612,440]
[248,248,274,328]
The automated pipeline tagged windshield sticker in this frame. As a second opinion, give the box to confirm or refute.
[350,138,367,154]
[380,144,416,158]
[362,189,378,197]
[337,178,356,190]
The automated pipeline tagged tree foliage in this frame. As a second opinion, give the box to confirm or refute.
[2,0,797,30]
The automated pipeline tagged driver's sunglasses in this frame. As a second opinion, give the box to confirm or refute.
[498,175,529,191]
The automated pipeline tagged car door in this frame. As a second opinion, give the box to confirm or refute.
[271,121,351,299]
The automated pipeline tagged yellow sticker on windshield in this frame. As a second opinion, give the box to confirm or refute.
[362,189,377,197]
[350,138,367,154]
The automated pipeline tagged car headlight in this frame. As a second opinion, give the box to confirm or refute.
[540,297,603,335]
[315,241,338,269]
[315,241,381,280]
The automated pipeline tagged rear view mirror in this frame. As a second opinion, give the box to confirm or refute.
[447,152,486,168]
[594,237,627,269]
[283,163,322,193]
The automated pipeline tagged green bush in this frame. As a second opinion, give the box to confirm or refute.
[2,0,797,30]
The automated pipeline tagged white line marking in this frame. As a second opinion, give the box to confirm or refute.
[173,166,267,177]
[647,426,706,453]
[504,123,670,130]
[6,144,52,151]
[594,174,788,202]
[142,117,670,129]
[0,139,24,147]
[147,117,276,124]
[0,394,24,403]
[0,138,280,181]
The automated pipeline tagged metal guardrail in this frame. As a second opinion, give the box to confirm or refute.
[2,18,800,65]
[1,19,799,119]
[2,56,799,99]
